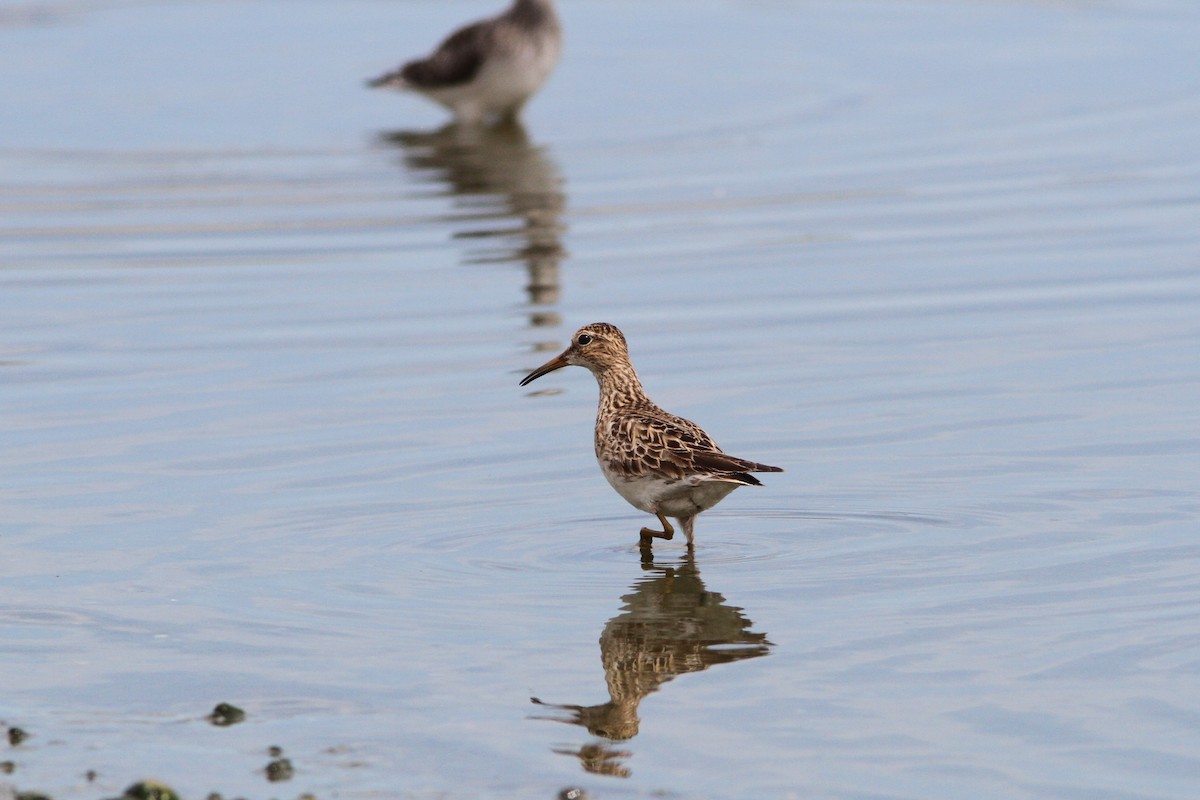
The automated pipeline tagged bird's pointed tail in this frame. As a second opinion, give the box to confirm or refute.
[366,69,407,89]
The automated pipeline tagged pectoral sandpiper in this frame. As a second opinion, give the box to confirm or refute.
[520,323,783,549]
[367,0,561,125]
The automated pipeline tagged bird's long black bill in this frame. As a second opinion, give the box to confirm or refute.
[519,351,570,386]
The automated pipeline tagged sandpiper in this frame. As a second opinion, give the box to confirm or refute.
[520,323,783,548]
[366,0,561,124]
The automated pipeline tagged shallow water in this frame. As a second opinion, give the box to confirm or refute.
[2,0,1199,798]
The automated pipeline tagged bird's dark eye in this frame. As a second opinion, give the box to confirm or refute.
[576,333,593,346]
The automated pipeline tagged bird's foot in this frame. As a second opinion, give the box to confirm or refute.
[639,527,672,541]
[638,512,675,544]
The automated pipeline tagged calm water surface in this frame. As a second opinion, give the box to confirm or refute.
[2,0,1199,798]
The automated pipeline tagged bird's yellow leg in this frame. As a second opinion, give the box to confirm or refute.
[639,512,675,543]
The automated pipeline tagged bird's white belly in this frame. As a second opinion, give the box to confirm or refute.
[599,461,740,519]
[429,40,560,121]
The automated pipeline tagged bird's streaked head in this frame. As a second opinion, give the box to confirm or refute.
[520,322,630,385]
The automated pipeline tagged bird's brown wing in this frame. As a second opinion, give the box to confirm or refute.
[366,20,494,91]
[690,450,784,475]
[400,22,491,89]
[599,409,782,482]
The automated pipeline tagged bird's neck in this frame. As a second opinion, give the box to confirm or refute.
[595,365,649,412]
[511,0,558,28]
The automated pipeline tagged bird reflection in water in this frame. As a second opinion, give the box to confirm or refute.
[378,120,565,331]
[532,553,772,777]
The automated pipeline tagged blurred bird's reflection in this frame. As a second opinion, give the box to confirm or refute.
[533,554,772,777]
[379,120,565,332]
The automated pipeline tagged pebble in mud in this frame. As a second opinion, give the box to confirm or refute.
[264,747,294,782]
[265,757,294,781]
[115,781,181,800]
[206,703,246,727]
